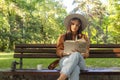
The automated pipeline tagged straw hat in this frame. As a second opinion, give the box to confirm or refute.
[64,14,88,30]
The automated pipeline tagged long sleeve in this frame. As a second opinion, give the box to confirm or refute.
[81,34,90,58]
[56,34,65,57]
[56,34,90,58]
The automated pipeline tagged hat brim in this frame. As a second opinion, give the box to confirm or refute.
[64,14,88,30]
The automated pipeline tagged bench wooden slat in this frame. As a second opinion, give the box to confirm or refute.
[2,69,120,75]
[14,53,120,58]
[89,54,120,58]
[15,44,120,48]
[15,48,120,53]
[14,54,59,58]
[1,69,120,80]
[90,49,120,54]
[15,44,56,48]
[90,44,120,48]
[15,48,56,53]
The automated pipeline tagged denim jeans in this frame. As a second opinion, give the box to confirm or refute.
[59,52,86,80]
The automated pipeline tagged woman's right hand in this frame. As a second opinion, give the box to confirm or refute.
[63,52,71,56]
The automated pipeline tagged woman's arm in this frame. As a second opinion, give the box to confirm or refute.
[73,34,90,58]
[56,34,64,58]
[82,34,90,58]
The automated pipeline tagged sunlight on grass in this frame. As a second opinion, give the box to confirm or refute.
[0,52,13,54]
[0,52,13,60]
[0,58,12,60]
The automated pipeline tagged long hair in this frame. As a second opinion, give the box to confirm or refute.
[64,17,83,41]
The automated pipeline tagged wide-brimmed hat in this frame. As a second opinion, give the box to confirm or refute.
[64,13,88,30]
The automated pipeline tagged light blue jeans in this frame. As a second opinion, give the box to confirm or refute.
[59,52,86,80]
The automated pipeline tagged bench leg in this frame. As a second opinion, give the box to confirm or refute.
[20,58,23,69]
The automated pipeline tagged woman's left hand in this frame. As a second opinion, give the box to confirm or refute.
[72,49,80,52]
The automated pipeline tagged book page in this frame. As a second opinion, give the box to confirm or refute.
[64,39,87,55]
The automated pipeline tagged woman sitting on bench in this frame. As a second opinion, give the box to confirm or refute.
[56,13,90,80]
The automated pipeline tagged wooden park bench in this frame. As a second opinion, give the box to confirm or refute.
[1,44,120,80]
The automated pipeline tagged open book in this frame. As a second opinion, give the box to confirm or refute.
[63,39,87,55]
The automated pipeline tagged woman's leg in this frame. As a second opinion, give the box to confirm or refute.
[78,53,86,70]
[69,65,80,80]
[57,73,67,80]
[58,52,83,80]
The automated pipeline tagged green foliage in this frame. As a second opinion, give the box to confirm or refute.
[0,0,67,51]
[0,0,120,51]
[72,0,120,44]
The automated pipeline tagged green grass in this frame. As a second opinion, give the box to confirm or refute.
[0,52,120,70]
[86,58,120,68]
[0,52,57,70]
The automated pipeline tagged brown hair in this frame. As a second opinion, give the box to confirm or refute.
[64,17,83,41]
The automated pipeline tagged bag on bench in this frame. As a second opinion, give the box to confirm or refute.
[48,59,60,70]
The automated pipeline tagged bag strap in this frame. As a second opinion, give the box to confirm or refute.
[48,59,60,70]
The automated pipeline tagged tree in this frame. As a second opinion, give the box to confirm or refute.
[0,0,67,51]
[107,0,120,44]
[72,0,120,44]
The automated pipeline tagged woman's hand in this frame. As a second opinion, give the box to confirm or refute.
[63,52,71,56]
[72,49,87,57]
[72,49,80,52]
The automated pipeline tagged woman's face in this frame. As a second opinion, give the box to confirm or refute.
[70,20,81,33]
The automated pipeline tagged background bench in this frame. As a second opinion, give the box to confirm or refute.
[1,44,120,80]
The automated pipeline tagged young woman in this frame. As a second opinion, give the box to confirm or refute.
[56,14,90,80]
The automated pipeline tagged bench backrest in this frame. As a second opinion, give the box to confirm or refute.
[14,44,120,58]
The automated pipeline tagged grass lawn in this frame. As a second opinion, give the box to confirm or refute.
[0,52,120,70]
